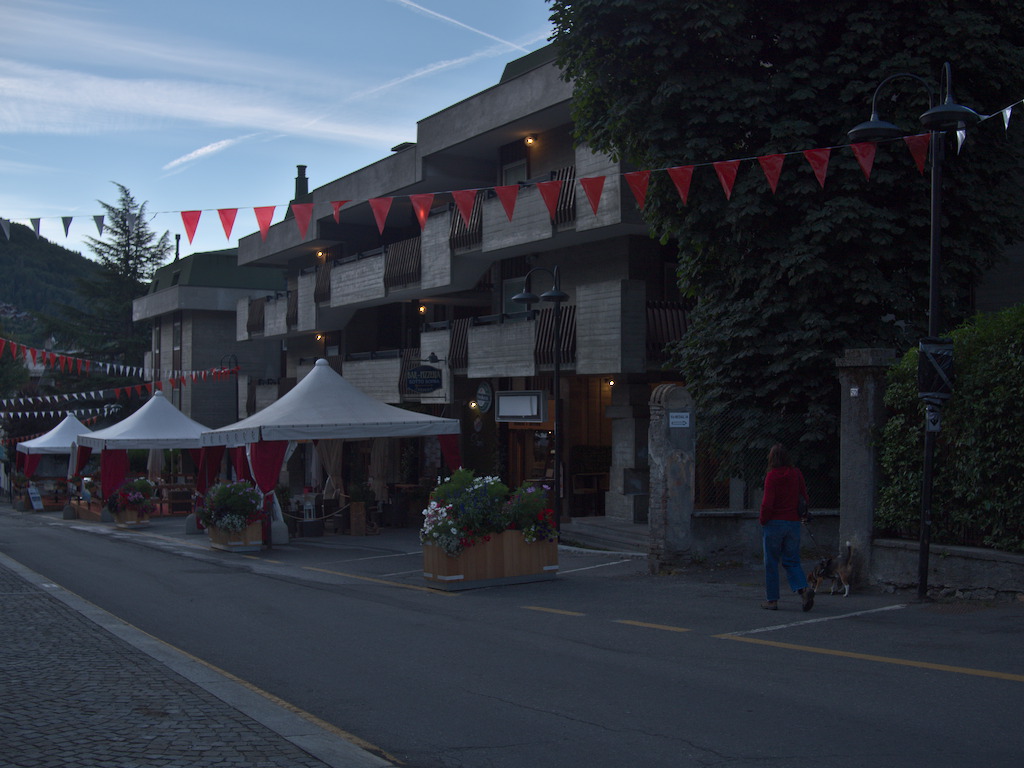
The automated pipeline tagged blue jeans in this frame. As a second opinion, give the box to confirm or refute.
[762,520,808,601]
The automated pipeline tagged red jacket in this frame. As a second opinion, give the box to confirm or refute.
[759,466,808,525]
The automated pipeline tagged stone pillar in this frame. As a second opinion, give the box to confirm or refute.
[604,379,650,523]
[647,384,695,573]
[835,348,896,585]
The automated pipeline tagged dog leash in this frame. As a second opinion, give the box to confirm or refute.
[801,518,831,560]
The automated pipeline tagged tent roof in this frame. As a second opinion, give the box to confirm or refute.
[16,413,91,455]
[77,391,210,450]
[202,358,460,446]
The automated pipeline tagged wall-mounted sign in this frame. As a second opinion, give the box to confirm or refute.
[495,390,548,423]
[669,411,690,428]
[406,365,443,394]
[475,381,493,413]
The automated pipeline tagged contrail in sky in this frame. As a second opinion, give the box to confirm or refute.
[387,0,531,52]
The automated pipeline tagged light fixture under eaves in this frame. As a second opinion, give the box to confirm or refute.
[524,135,537,146]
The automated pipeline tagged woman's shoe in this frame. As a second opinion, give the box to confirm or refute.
[760,600,778,610]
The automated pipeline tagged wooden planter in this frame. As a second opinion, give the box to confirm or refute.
[114,506,151,529]
[423,530,558,590]
[207,521,264,552]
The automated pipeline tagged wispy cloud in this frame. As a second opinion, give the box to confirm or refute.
[385,0,531,52]
[162,134,261,171]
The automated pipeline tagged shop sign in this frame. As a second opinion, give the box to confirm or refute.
[406,365,443,393]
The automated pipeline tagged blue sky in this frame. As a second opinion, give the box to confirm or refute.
[0,0,554,258]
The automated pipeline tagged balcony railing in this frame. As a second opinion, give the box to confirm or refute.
[646,300,689,360]
[286,289,298,327]
[384,236,421,289]
[314,262,331,303]
[246,297,266,334]
[550,165,576,227]
[535,305,577,367]
[449,194,483,251]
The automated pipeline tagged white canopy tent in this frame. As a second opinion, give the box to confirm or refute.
[201,358,460,446]
[77,390,209,451]
[16,413,91,479]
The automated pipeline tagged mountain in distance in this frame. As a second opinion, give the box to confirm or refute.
[0,222,106,343]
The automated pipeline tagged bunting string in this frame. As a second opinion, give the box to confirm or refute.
[1,97,1020,244]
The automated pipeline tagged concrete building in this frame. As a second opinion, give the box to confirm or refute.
[232,45,686,522]
[133,248,285,430]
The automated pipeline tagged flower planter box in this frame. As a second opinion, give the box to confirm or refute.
[207,521,264,552]
[423,530,558,590]
[114,506,151,529]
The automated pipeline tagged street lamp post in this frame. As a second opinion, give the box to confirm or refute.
[512,266,569,529]
[848,62,982,600]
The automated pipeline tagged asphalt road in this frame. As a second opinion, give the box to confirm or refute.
[2,508,1023,767]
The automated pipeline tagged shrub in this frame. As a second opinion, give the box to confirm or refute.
[877,304,1024,552]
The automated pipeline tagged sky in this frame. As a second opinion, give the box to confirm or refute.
[0,0,555,258]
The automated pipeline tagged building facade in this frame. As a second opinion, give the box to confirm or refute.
[231,46,686,522]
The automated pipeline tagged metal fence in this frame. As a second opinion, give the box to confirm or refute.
[695,410,839,512]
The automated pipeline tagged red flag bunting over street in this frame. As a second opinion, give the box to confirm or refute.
[850,143,877,181]
[291,203,313,239]
[451,189,477,228]
[757,154,785,193]
[537,180,563,221]
[803,148,831,189]
[904,134,929,174]
[410,194,434,230]
[218,209,238,240]
[713,160,741,200]
[579,177,605,215]
[254,206,276,240]
[369,198,393,234]
[181,210,202,244]
[494,185,519,221]
[330,200,349,224]
[624,171,650,210]
[668,165,695,206]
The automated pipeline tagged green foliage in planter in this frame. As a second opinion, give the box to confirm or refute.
[201,481,264,532]
[877,305,1024,552]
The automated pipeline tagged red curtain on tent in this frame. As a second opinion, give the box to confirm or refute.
[22,453,41,478]
[231,447,253,482]
[15,451,25,472]
[196,445,225,495]
[74,445,92,478]
[438,434,461,470]
[249,440,288,494]
[100,450,129,500]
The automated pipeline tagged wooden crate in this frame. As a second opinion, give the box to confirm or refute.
[423,530,558,590]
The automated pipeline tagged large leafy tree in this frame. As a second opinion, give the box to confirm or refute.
[550,0,1024,474]
[49,183,171,366]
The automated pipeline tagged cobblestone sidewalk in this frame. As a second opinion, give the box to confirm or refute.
[0,557,390,768]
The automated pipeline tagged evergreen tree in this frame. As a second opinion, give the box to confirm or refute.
[49,183,171,366]
[550,0,1024,472]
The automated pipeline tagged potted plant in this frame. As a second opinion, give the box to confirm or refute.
[108,477,156,528]
[200,481,265,552]
[420,469,558,589]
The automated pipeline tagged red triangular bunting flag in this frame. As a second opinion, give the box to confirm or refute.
[181,210,202,244]
[62,217,73,237]
[803,148,831,189]
[410,193,434,231]
[579,177,605,215]
[904,134,929,174]
[451,189,478,228]
[850,143,876,181]
[494,185,519,221]
[145,382,153,394]
[93,215,105,236]
[713,160,741,200]
[76,359,83,375]
[668,166,695,206]
[369,198,393,234]
[135,385,143,397]
[757,154,785,194]
[537,180,563,221]
[114,387,123,400]
[624,171,650,210]
[218,208,238,239]
[0,340,6,358]
[291,203,314,239]
[254,206,276,240]
[330,200,349,223]
[29,348,37,365]
[155,381,163,391]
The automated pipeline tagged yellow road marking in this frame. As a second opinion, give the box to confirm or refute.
[615,619,691,633]
[304,566,457,595]
[522,605,586,616]
[717,635,1024,683]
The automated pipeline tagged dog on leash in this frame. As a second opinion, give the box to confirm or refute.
[807,541,854,596]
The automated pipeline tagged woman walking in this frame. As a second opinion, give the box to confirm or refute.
[759,443,814,611]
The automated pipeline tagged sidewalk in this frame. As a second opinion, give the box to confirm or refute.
[0,544,394,768]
